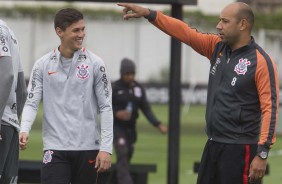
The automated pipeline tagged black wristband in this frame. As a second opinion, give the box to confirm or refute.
[144,9,157,21]
[257,144,269,154]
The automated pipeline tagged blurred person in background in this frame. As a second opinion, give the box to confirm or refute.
[0,19,27,184]
[112,58,168,184]
[117,2,279,184]
[18,8,113,184]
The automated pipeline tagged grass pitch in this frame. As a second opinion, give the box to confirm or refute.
[19,105,282,184]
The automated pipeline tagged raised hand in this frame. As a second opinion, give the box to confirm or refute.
[117,3,150,20]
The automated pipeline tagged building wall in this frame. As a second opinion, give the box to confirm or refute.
[5,17,211,83]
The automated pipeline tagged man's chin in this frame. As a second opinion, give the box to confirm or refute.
[221,38,227,44]
[75,45,83,50]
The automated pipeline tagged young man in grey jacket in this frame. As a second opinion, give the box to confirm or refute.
[0,19,27,184]
[19,8,113,184]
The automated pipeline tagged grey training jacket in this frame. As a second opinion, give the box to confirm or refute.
[0,19,25,131]
[20,47,113,153]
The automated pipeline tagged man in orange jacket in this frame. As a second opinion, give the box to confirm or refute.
[117,2,279,184]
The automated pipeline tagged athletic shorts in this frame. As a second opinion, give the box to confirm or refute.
[41,150,109,184]
[0,123,19,184]
[197,140,258,184]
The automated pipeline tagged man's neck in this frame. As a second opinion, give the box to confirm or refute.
[230,35,252,51]
[59,46,75,58]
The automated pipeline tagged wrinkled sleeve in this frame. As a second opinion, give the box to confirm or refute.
[255,53,279,154]
[149,10,221,60]
[0,26,14,128]
[139,85,161,127]
[20,61,43,134]
[93,58,113,154]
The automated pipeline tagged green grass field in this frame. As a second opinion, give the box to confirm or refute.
[19,104,282,184]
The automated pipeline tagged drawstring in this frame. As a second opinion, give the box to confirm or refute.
[96,172,99,184]
[92,160,99,184]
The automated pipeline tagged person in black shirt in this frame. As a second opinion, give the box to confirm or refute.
[112,58,168,184]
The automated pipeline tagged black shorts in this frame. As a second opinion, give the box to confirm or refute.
[0,124,19,184]
[41,150,109,184]
[197,140,258,184]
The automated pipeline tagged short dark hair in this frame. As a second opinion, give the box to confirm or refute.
[54,8,83,31]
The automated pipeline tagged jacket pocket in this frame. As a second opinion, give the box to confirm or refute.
[240,107,261,123]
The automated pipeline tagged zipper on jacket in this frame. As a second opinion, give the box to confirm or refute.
[209,52,232,140]
[227,49,232,64]
[67,60,73,79]
[59,55,73,79]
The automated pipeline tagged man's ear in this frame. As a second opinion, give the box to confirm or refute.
[55,27,63,37]
[240,19,248,31]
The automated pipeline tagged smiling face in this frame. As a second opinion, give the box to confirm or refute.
[56,20,85,52]
[54,8,84,57]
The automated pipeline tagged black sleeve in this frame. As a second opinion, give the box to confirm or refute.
[16,71,27,118]
[112,82,123,118]
[139,85,161,127]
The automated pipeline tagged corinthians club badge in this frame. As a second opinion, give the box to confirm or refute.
[234,58,251,75]
[76,63,89,80]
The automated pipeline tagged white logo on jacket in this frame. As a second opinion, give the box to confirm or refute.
[234,58,251,75]
[76,63,89,80]
[134,87,142,98]
[43,150,54,164]
[77,54,86,62]
[210,58,221,76]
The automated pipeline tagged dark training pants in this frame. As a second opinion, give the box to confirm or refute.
[197,140,259,184]
[113,127,137,184]
[0,124,19,184]
[41,150,109,184]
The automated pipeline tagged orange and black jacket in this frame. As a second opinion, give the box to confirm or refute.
[146,11,279,154]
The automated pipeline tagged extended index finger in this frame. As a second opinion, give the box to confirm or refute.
[117,3,130,8]
[117,3,132,14]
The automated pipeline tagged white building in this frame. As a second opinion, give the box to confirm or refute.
[2,0,282,85]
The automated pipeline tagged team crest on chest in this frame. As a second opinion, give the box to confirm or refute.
[76,63,89,80]
[234,58,251,75]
